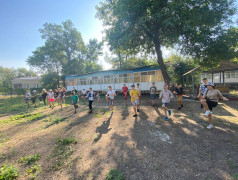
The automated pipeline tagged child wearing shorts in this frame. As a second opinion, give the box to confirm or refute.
[71,92,79,114]
[129,85,140,117]
[86,88,94,113]
[48,89,55,109]
[24,90,31,108]
[174,83,184,110]
[106,86,116,115]
[159,84,174,120]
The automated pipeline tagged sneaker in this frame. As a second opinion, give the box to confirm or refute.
[178,107,181,110]
[106,102,109,106]
[111,112,113,116]
[133,114,138,117]
[207,125,214,129]
[163,117,169,120]
[168,110,172,116]
[88,110,92,113]
[204,110,212,116]
[152,104,155,107]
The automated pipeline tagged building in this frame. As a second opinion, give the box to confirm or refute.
[12,77,42,90]
[65,66,164,91]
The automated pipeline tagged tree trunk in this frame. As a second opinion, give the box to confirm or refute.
[118,51,122,69]
[153,39,170,86]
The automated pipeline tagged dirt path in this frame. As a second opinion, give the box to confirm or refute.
[0,95,238,180]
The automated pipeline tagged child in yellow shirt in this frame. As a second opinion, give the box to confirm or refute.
[129,85,140,117]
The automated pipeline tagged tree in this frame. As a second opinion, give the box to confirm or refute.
[15,68,37,78]
[96,0,237,85]
[41,72,59,90]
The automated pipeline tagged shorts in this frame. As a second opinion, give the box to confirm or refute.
[32,98,36,104]
[162,102,170,107]
[206,99,218,111]
[123,92,128,99]
[109,98,114,105]
[132,99,139,106]
[176,95,183,101]
[73,101,78,108]
[49,99,54,102]
[83,94,87,97]
[151,94,156,100]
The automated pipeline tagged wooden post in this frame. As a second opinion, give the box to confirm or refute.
[212,73,214,83]
[223,71,225,87]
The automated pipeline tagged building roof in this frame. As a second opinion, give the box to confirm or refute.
[205,61,238,73]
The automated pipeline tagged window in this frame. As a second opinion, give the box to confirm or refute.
[156,70,163,82]
[127,73,132,83]
[104,75,113,84]
[35,84,38,88]
[225,71,231,79]
[72,79,77,86]
[115,74,120,84]
[141,72,147,82]
[207,74,212,79]
[80,77,87,85]
[77,78,81,85]
[14,84,22,88]
[147,71,155,82]
[214,73,219,80]
[25,84,28,89]
[231,71,236,78]
[134,72,140,83]
[92,76,99,84]
[235,70,238,78]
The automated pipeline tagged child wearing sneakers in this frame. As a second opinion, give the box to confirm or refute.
[129,85,140,117]
[71,92,79,114]
[86,88,94,113]
[201,82,228,129]
[106,86,116,115]
[159,84,174,120]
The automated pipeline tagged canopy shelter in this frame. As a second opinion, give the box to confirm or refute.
[182,66,201,99]
[205,61,238,85]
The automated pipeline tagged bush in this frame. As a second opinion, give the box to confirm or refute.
[0,164,18,180]
[19,154,41,165]
[105,169,124,180]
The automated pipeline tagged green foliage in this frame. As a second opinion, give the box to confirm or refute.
[41,72,60,90]
[0,164,18,180]
[19,154,41,165]
[96,0,237,84]
[57,137,77,145]
[105,169,125,180]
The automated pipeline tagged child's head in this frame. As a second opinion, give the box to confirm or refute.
[177,84,181,88]
[137,83,140,87]
[108,86,112,90]
[71,92,75,96]
[152,82,155,86]
[32,90,37,94]
[203,78,208,84]
[42,89,46,93]
[49,89,53,93]
[131,85,135,90]
[89,88,92,91]
[73,87,76,90]
[123,84,126,87]
[163,84,168,90]
[207,82,215,90]
[57,88,61,91]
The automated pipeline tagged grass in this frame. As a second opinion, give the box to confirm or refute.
[26,165,40,179]
[1,113,44,125]
[19,154,41,165]
[0,163,18,180]
[44,115,66,128]
[0,134,10,147]
[233,173,238,180]
[105,169,124,180]
[93,134,100,142]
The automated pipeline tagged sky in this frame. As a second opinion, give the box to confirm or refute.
[0,0,237,70]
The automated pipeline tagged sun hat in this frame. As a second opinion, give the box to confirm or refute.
[207,82,214,87]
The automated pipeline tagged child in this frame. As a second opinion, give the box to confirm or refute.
[24,90,31,108]
[136,83,141,110]
[58,88,63,110]
[31,90,37,108]
[159,84,174,120]
[96,90,100,102]
[62,87,67,104]
[86,88,94,113]
[81,89,87,104]
[198,78,208,109]
[129,85,140,117]
[71,92,79,114]
[201,82,228,129]
[41,89,48,106]
[122,84,128,106]
[54,89,59,105]
[48,89,55,109]
[174,83,184,110]
[150,82,157,107]
[106,86,116,115]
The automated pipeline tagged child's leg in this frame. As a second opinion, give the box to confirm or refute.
[208,114,213,125]
[60,99,62,109]
[201,99,209,111]
[133,106,136,114]
[111,105,113,112]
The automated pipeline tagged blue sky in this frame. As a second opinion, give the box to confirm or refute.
[0,0,237,70]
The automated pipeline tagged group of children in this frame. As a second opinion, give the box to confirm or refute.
[24,79,228,129]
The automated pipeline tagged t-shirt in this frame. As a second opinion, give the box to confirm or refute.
[82,90,87,95]
[200,84,207,95]
[122,86,128,93]
[71,95,78,103]
[159,89,173,103]
[175,87,183,95]
[72,90,78,95]
[54,92,59,98]
[25,92,31,99]
[202,89,223,102]
[136,87,141,95]
[86,91,94,101]
[150,86,157,94]
[31,94,37,101]
[129,89,139,102]
[107,90,115,100]
[48,92,54,99]
[42,92,47,99]
[58,91,63,97]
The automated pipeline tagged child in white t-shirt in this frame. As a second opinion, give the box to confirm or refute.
[106,86,116,115]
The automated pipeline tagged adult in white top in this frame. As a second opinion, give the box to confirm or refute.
[106,86,116,115]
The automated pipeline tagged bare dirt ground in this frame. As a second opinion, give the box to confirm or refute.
[0,95,238,180]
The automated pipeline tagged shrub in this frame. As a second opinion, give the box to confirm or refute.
[105,169,124,180]
[0,164,18,180]
[19,154,41,165]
